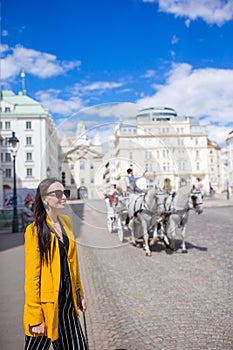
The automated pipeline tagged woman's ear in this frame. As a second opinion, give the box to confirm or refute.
[43,201,48,209]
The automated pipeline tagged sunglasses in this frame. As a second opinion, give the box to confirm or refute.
[43,189,71,199]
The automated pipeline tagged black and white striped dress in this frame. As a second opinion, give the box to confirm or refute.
[24,227,87,350]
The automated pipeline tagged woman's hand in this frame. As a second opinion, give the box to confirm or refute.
[81,297,87,312]
[31,322,46,335]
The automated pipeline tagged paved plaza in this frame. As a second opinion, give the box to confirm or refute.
[0,196,233,349]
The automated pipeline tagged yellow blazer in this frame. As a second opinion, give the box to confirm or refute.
[24,214,84,341]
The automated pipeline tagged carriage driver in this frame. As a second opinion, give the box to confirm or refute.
[125,168,147,194]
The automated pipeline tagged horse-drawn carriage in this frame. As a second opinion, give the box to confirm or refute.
[104,185,204,255]
[104,193,129,242]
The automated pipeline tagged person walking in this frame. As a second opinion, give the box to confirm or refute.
[125,168,147,194]
[24,177,88,350]
[22,200,34,226]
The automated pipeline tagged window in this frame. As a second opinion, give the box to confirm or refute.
[5,153,11,162]
[0,121,2,129]
[5,121,11,129]
[196,150,199,158]
[71,178,75,185]
[5,107,10,112]
[26,121,32,129]
[129,152,133,160]
[3,138,9,146]
[90,164,94,169]
[196,162,200,171]
[195,138,198,145]
[5,168,12,177]
[26,168,32,176]
[90,178,94,184]
[26,152,32,161]
[26,137,32,145]
[80,160,85,170]
[81,178,85,184]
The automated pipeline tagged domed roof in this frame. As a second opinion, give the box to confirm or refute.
[137,106,177,120]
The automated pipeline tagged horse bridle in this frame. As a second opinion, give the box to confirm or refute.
[190,190,203,209]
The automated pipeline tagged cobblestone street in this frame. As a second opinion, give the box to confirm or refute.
[76,201,233,350]
[0,199,233,349]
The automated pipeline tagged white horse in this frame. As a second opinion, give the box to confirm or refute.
[160,185,204,253]
[127,187,166,256]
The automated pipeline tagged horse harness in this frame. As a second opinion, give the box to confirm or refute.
[133,191,165,217]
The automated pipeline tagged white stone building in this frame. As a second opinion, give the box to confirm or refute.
[226,130,233,195]
[114,107,210,193]
[207,139,222,194]
[0,90,60,200]
[60,123,104,199]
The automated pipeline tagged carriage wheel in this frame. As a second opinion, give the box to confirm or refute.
[117,217,124,242]
[107,217,113,233]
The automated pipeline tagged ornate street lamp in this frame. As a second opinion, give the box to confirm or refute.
[9,131,20,232]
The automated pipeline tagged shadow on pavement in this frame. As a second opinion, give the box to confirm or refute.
[0,231,24,252]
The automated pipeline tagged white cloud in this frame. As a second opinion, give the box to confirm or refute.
[141,70,156,78]
[35,89,83,115]
[81,102,142,119]
[137,63,233,144]
[171,35,179,44]
[204,124,232,144]
[1,44,81,80]
[72,81,124,96]
[143,0,233,25]
[2,30,8,36]
[83,81,123,91]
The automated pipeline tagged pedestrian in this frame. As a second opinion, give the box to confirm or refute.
[22,200,34,226]
[24,177,88,350]
[125,168,147,194]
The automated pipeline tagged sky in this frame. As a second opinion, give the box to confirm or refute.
[1,0,233,146]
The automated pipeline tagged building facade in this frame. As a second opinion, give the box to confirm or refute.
[114,107,210,194]
[207,139,222,194]
[0,90,60,205]
[60,123,105,199]
[226,130,233,195]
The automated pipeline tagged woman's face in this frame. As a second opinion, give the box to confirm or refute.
[42,181,67,212]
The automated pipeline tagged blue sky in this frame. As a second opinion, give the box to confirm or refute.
[1,0,233,145]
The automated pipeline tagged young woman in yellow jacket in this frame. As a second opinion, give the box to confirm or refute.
[24,178,88,350]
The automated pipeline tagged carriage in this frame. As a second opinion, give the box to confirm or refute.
[104,193,129,242]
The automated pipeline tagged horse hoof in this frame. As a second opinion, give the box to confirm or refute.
[131,241,137,247]
[182,249,188,253]
[146,252,152,257]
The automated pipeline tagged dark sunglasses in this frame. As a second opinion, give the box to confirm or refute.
[43,189,70,199]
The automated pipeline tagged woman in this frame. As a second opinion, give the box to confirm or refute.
[24,178,88,350]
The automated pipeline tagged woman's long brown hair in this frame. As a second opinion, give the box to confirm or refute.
[33,178,62,264]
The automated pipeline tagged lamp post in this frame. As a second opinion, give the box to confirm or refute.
[47,166,51,178]
[9,131,20,233]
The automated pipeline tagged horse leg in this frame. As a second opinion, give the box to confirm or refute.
[141,218,152,256]
[166,218,176,251]
[181,224,188,253]
[128,218,137,247]
[149,224,159,247]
